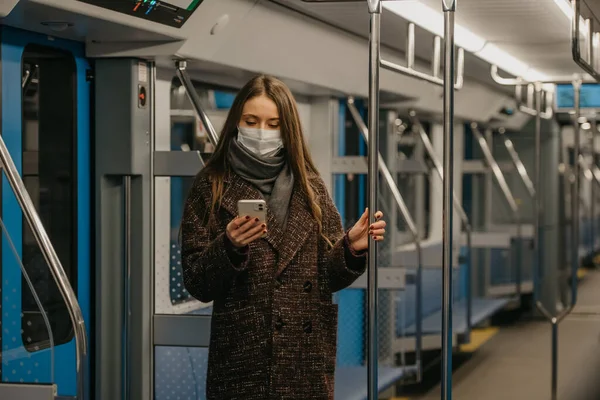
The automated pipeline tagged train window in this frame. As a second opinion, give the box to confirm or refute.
[20,45,77,351]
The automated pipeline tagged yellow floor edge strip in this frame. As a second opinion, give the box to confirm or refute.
[458,327,499,353]
[390,328,500,399]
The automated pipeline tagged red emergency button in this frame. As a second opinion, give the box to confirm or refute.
[138,85,147,108]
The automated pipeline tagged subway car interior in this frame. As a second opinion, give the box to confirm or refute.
[1,0,600,399]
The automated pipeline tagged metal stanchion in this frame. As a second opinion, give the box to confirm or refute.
[441,1,456,399]
[367,1,381,398]
[592,118,598,251]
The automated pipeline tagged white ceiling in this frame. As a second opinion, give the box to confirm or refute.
[271,0,587,81]
[420,0,574,77]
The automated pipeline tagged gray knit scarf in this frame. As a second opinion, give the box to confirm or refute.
[228,138,294,229]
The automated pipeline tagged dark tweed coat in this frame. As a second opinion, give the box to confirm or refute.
[181,171,367,400]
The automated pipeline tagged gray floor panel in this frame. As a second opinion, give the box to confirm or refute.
[414,270,600,400]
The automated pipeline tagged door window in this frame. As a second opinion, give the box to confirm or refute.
[20,44,77,351]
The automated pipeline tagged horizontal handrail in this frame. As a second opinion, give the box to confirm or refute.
[0,135,87,399]
[490,64,591,86]
[515,84,554,120]
[490,68,556,119]
[381,23,465,89]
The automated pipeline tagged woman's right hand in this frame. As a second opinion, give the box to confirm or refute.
[226,216,266,248]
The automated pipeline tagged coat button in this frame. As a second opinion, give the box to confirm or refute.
[275,317,284,331]
[303,281,312,293]
[303,320,312,334]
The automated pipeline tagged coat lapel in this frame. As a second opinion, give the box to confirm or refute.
[273,186,315,278]
[219,173,315,277]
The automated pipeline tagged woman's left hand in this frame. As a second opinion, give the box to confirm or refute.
[347,208,386,252]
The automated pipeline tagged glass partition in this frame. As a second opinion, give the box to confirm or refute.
[1,216,55,385]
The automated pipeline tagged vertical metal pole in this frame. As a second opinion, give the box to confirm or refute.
[442,1,456,399]
[465,225,472,342]
[534,84,543,298]
[123,176,132,400]
[572,79,582,307]
[433,36,442,78]
[407,23,415,70]
[549,79,582,400]
[367,1,381,399]
[551,318,558,400]
[592,118,597,251]
[534,85,542,288]
[148,61,157,400]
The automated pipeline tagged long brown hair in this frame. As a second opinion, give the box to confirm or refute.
[203,75,329,244]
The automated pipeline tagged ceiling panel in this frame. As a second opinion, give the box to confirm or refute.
[582,0,600,21]
[270,0,495,83]
[272,0,584,81]
[420,0,570,43]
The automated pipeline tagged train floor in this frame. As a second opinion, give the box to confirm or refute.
[397,268,600,400]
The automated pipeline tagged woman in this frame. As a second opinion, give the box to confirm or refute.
[181,75,386,400]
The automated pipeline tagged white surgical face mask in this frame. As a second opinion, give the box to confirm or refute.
[237,126,283,156]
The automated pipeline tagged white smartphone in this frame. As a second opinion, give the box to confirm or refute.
[237,199,267,223]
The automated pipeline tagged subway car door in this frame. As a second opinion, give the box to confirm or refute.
[0,27,91,398]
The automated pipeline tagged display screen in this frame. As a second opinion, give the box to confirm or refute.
[79,0,204,28]
[556,83,600,110]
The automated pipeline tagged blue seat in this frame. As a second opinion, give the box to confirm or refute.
[402,297,509,336]
[155,346,208,399]
[334,366,405,400]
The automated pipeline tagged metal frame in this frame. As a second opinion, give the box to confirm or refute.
[381,22,465,89]
[123,175,132,400]
[94,58,154,400]
[489,68,583,400]
[470,124,523,298]
[491,66,555,120]
[346,98,423,382]
[498,127,536,199]
[330,156,428,174]
[366,5,381,397]
[572,0,600,82]
[0,383,57,400]
[175,60,219,146]
[591,118,598,249]
[441,3,456,399]
[409,111,472,342]
[578,153,595,253]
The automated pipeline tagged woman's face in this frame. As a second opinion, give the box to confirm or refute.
[239,94,280,131]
